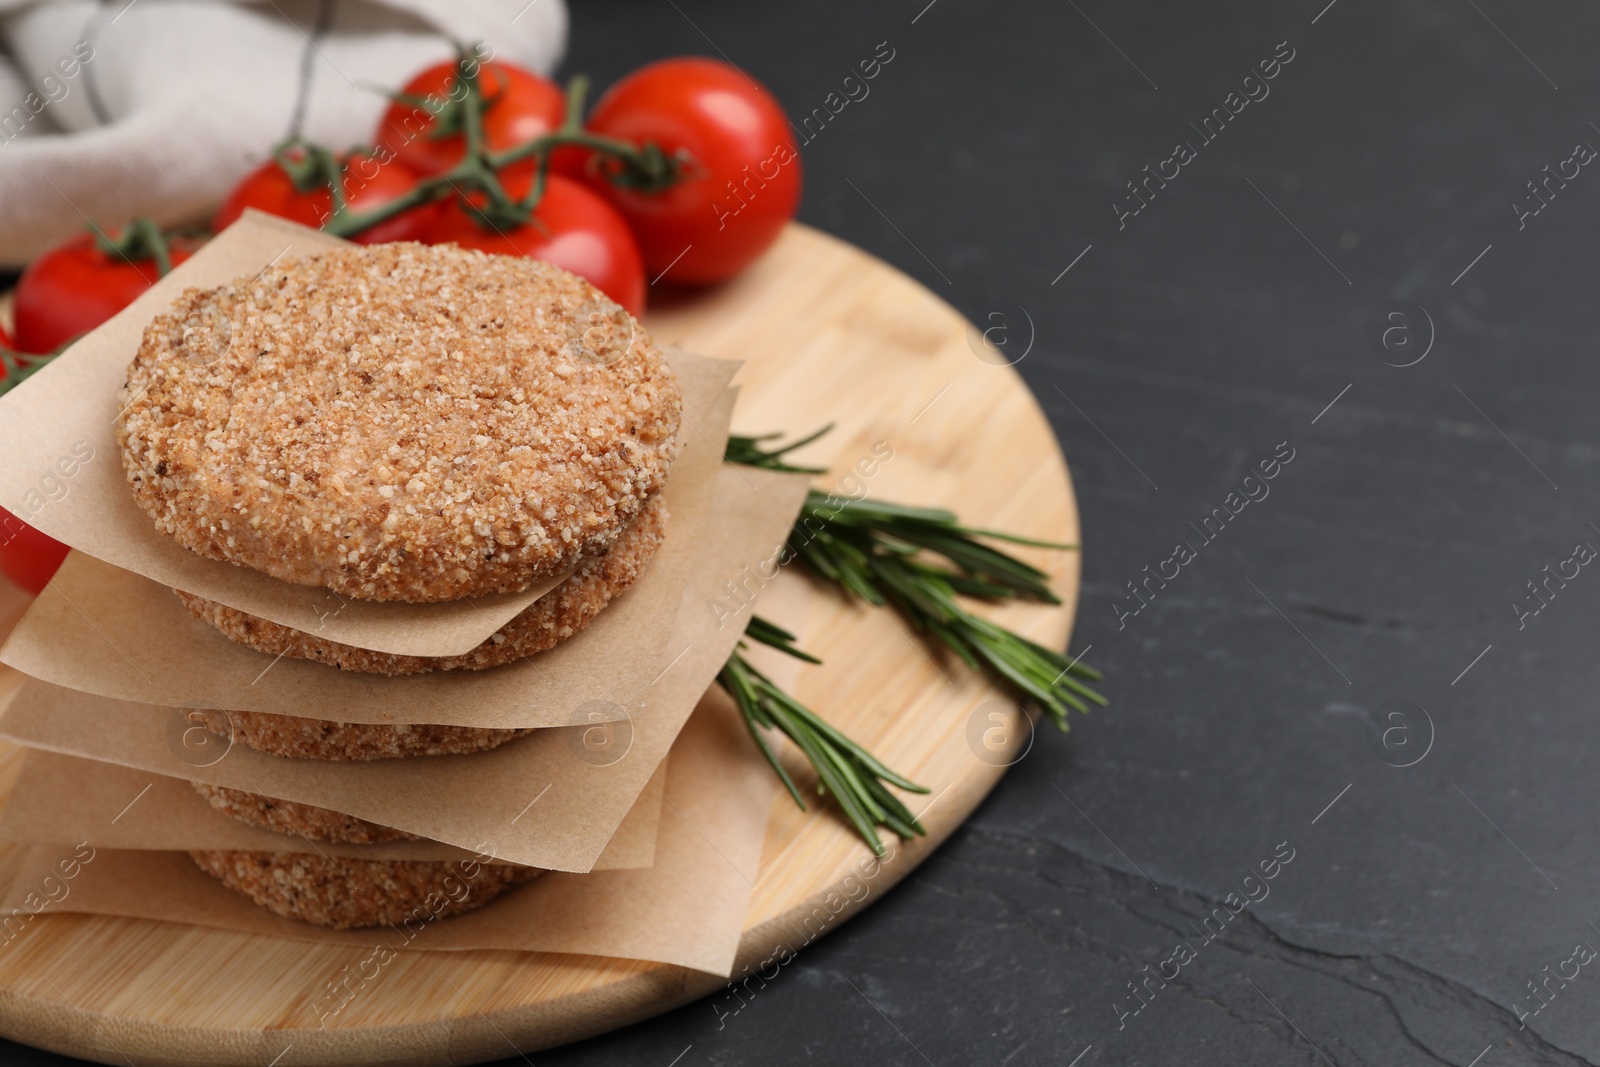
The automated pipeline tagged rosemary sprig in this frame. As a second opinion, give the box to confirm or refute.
[0,349,48,399]
[724,426,831,474]
[719,616,927,857]
[726,430,1105,731]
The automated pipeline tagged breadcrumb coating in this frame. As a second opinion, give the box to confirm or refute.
[119,242,681,602]
[189,849,540,928]
[177,491,666,674]
[192,781,422,841]
[191,708,532,761]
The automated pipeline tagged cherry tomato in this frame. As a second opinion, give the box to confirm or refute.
[215,150,432,244]
[13,233,196,354]
[0,505,68,595]
[377,60,564,177]
[425,172,646,317]
[577,58,801,285]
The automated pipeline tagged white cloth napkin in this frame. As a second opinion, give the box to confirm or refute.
[0,0,568,265]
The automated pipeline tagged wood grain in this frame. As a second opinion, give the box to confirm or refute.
[0,223,1080,1066]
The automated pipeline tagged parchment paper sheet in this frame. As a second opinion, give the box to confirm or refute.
[0,749,667,871]
[0,680,789,977]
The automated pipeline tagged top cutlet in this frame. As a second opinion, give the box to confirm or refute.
[117,242,681,602]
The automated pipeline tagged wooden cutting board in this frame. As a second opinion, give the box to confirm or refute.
[0,223,1081,1065]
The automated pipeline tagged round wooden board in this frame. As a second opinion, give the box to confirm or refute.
[0,223,1081,1065]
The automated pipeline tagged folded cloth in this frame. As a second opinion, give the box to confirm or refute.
[0,0,568,265]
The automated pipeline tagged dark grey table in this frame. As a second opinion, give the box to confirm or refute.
[11,0,1600,1063]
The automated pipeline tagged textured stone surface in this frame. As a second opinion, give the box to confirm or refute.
[11,0,1600,1062]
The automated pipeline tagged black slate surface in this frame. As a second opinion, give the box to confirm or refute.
[10,0,1600,1064]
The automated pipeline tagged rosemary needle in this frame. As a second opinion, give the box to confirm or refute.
[719,617,927,857]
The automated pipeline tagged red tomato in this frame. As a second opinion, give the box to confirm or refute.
[13,233,196,354]
[425,172,646,317]
[377,60,564,177]
[577,58,801,285]
[215,150,431,244]
[0,505,68,595]
[0,320,18,391]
